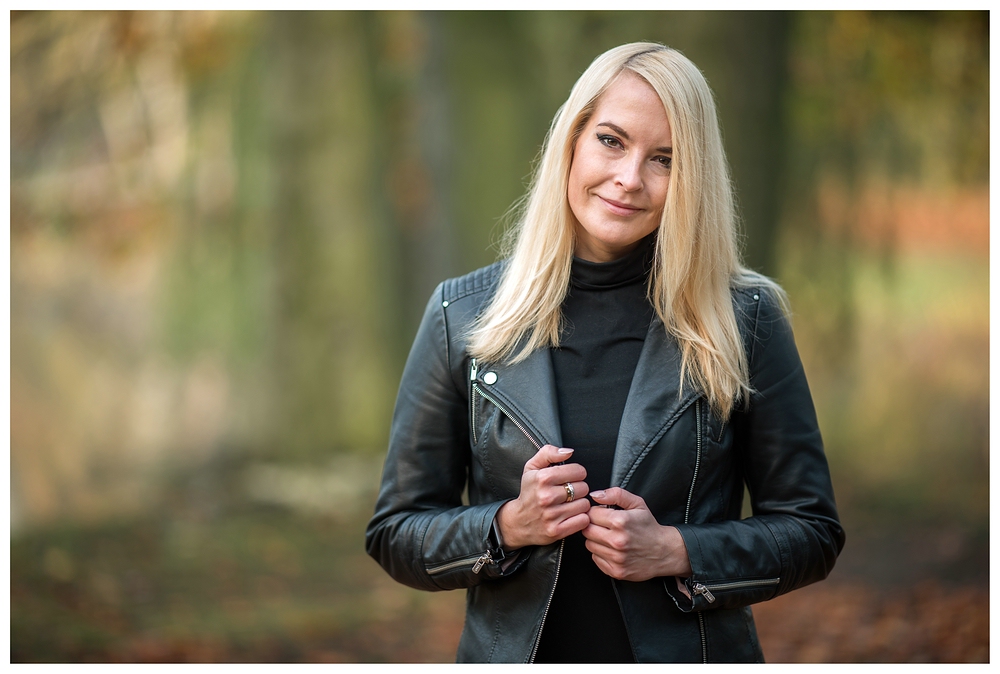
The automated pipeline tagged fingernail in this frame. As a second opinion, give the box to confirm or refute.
[557,447,574,454]
[591,490,606,499]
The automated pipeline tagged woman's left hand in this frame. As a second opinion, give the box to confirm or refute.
[583,487,693,582]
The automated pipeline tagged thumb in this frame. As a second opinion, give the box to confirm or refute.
[590,486,647,510]
[523,444,574,472]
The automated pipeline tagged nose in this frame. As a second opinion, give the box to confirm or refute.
[614,156,643,192]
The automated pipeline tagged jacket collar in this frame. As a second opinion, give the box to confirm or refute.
[480,315,697,486]
[478,346,563,450]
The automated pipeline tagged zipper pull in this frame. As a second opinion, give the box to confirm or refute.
[470,357,478,382]
[472,550,493,574]
[692,582,716,603]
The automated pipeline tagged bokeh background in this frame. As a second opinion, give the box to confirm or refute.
[10,10,988,663]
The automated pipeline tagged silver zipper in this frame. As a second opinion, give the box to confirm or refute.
[717,419,726,443]
[685,399,702,525]
[426,550,495,576]
[471,383,543,450]
[692,581,716,604]
[692,577,780,604]
[697,612,707,663]
[528,538,564,663]
[470,358,479,445]
[689,400,706,663]
[471,550,494,574]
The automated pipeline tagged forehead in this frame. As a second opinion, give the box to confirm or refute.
[591,72,671,141]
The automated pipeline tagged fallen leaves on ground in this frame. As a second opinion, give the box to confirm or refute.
[753,579,988,663]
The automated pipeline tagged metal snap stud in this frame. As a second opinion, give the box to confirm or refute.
[482,372,497,385]
[753,294,759,301]
[442,300,449,308]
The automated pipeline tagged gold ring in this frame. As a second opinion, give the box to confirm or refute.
[564,482,575,503]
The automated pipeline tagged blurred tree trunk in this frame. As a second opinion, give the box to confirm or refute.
[654,11,791,277]
[261,12,394,459]
[363,11,456,349]
[711,11,790,277]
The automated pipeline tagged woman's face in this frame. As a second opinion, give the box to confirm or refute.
[568,72,672,263]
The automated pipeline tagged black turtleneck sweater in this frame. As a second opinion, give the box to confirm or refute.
[533,234,655,663]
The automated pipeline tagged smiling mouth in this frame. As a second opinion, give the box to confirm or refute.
[598,196,643,215]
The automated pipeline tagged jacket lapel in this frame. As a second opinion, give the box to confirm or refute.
[611,316,699,487]
[479,347,563,449]
[476,317,696,477]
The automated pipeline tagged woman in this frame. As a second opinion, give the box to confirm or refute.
[366,42,844,663]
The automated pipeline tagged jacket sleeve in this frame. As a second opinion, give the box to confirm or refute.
[667,287,845,612]
[365,284,521,591]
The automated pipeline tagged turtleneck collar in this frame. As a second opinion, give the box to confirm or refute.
[570,232,656,290]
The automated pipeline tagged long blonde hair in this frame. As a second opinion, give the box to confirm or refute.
[466,42,785,419]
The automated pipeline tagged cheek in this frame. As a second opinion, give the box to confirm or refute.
[567,156,589,214]
[651,179,670,213]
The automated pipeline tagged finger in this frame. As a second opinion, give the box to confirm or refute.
[588,549,622,579]
[584,537,623,563]
[524,445,575,472]
[541,480,589,507]
[589,486,647,511]
[540,508,590,541]
[568,480,590,502]
[553,512,590,538]
[584,503,624,529]
[580,521,605,541]
[580,521,616,547]
[582,522,630,555]
[537,463,587,486]
[586,539,630,576]
[546,497,591,520]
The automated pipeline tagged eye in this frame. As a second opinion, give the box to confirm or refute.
[597,133,623,150]
[653,155,672,169]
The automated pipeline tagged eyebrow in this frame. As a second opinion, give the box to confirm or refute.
[597,121,672,154]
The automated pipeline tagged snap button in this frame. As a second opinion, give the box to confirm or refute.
[753,294,759,301]
[442,300,449,308]
[482,372,498,385]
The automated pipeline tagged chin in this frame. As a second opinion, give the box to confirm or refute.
[601,227,653,249]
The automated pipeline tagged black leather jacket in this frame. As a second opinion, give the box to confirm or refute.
[366,262,844,663]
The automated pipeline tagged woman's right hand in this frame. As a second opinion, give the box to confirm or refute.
[495,445,591,550]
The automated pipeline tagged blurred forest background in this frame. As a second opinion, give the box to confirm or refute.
[10,10,988,663]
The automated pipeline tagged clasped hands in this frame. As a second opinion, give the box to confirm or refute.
[495,444,692,582]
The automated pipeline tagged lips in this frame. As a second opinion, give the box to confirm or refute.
[598,195,643,216]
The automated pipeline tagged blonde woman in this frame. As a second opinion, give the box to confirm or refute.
[366,42,844,663]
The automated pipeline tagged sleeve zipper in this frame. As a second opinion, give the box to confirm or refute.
[692,582,716,603]
[690,577,781,604]
[471,550,493,574]
[426,549,497,576]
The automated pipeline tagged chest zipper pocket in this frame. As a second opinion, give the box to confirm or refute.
[469,358,543,451]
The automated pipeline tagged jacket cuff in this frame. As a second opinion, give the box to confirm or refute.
[670,521,783,611]
[663,576,695,613]
[672,523,716,610]
[481,500,528,579]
